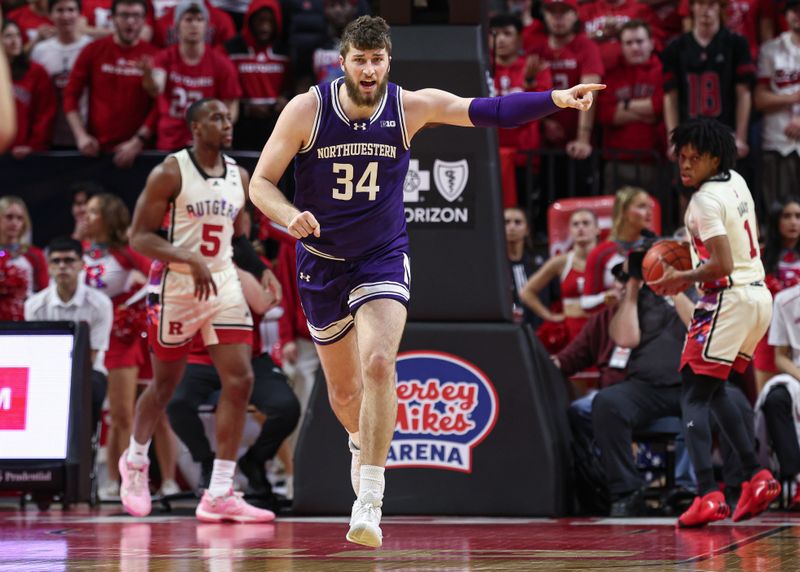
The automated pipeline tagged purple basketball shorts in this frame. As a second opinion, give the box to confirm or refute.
[295,237,411,345]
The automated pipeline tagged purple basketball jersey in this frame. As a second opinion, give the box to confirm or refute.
[293,77,411,259]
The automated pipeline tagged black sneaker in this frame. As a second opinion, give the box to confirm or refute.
[237,452,272,498]
[609,487,647,517]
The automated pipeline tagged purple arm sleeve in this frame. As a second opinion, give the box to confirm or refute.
[468,90,560,128]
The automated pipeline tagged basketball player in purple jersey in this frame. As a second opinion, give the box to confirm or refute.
[250,15,604,547]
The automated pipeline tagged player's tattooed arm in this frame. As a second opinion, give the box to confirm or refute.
[250,92,321,239]
[130,157,217,300]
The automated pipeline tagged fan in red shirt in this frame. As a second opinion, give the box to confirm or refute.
[64,0,159,167]
[6,0,54,49]
[224,0,290,150]
[579,0,657,70]
[490,13,552,206]
[525,0,603,160]
[596,20,664,191]
[1,19,56,159]
[151,0,234,48]
[140,0,241,150]
[679,0,775,58]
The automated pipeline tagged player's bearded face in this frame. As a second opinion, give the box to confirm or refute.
[342,47,390,107]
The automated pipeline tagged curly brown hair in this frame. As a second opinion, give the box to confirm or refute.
[340,15,392,57]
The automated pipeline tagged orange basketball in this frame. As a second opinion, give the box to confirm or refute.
[643,240,692,286]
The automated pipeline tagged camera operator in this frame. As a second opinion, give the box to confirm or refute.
[592,247,754,516]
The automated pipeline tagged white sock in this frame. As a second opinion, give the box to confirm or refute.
[208,459,237,498]
[126,437,151,468]
[349,431,360,449]
[358,465,385,500]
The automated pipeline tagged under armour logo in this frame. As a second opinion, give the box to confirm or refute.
[687,421,694,429]
[300,272,311,282]
[353,122,367,131]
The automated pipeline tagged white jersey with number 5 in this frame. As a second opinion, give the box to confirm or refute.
[684,169,765,291]
[166,148,244,273]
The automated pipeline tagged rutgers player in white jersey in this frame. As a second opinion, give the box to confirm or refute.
[122,98,281,523]
[652,119,780,528]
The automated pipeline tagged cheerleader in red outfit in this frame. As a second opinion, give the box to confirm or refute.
[0,196,48,320]
[83,193,179,499]
[520,209,600,346]
[582,186,655,312]
[754,197,800,393]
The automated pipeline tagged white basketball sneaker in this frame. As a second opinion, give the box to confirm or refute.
[348,438,361,495]
[346,491,383,548]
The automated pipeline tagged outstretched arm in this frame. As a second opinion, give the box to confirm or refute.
[403,83,605,140]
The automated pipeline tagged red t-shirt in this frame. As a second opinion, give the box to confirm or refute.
[152,1,236,48]
[578,0,657,70]
[153,45,242,150]
[525,33,604,144]
[7,6,52,44]
[228,46,290,105]
[11,61,56,150]
[596,54,665,161]
[63,37,159,150]
[492,56,552,161]
[679,0,768,57]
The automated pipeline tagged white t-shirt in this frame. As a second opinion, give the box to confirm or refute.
[769,284,800,367]
[30,35,92,147]
[24,282,113,374]
[685,169,765,290]
[757,32,800,156]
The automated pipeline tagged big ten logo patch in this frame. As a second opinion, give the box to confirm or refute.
[0,367,30,430]
[388,351,499,473]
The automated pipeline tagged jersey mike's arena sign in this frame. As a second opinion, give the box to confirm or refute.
[387,351,499,472]
[402,157,474,227]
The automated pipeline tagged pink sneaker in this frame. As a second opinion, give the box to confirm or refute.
[119,449,152,517]
[195,489,276,523]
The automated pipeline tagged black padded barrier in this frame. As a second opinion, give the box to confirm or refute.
[293,322,573,516]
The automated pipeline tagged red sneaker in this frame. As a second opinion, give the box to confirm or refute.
[732,469,781,522]
[677,491,730,528]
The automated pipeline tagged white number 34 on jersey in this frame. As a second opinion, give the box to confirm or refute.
[331,161,380,201]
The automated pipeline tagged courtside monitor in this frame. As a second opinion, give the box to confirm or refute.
[0,321,92,503]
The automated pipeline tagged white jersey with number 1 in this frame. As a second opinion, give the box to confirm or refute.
[166,148,244,273]
[684,169,765,291]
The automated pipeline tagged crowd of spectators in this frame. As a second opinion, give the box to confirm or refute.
[488,0,800,225]
[2,0,369,159]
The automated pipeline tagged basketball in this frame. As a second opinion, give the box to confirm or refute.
[642,240,692,286]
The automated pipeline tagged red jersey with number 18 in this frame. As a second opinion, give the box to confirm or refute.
[685,169,764,291]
